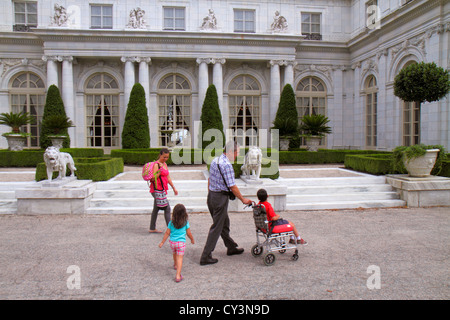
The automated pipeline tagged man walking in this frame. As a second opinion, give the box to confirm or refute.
[200,141,253,265]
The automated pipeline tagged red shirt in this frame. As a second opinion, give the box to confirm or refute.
[258,201,276,222]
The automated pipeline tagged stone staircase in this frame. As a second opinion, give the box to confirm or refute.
[86,173,405,214]
[282,175,405,210]
[0,182,35,214]
[0,169,405,215]
[86,179,209,214]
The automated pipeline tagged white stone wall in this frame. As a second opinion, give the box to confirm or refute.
[0,0,448,151]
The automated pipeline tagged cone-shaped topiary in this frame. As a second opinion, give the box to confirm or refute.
[122,83,150,149]
[40,85,70,149]
[273,84,298,137]
[199,84,224,150]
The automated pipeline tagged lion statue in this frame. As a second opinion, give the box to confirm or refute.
[241,146,263,180]
[43,146,77,181]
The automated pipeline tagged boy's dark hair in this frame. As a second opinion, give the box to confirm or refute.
[172,204,188,229]
[257,189,268,202]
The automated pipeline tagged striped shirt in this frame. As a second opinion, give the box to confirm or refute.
[209,153,236,192]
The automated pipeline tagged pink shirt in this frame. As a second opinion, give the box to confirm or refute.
[150,163,169,193]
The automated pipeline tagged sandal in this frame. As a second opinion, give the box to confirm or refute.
[175,275,183,283]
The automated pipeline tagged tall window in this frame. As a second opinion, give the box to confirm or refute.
[13,1,37,31]
[85,73,119,148]
[9,72,45,147]
[163,7,185,30]
[301,13,321,40]
[234,9,255,33]
[403,101,420,146]
[296,77,327,146]
[158,74,191,147]
[365,75,378,148]
[228,75,261,147]
[90,4,113,29]
[400,61,420,146]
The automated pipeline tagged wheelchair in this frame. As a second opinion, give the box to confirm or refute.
[249,202,299,266]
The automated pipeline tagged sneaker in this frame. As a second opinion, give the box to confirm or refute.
[298,239,308,245]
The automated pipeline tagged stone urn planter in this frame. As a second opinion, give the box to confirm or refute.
[48,135,67,150]
[403,148,440,177]
[3,134,27,151]
[305,136,322,152]
[279,137,290,151]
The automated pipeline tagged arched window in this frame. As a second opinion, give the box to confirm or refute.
[158,74,192,147]
[296,76,327,146]
[400,61,420,146]
[228,75,261,147]
[85,73,120,148]
[9,72,45,147]
[365,75,378,148]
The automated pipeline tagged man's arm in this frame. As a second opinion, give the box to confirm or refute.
[230,185,252,205]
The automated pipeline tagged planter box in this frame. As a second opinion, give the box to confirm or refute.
[403,149,439,177]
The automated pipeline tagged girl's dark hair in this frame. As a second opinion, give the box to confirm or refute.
[159,148,170,155]
[172,204,188,229]
[257,189,268,202]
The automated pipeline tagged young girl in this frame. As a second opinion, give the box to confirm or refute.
[159,204,194,282]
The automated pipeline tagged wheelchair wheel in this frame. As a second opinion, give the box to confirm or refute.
[263,253,276,266]
[251,244,263,257]
[292,253,299,261]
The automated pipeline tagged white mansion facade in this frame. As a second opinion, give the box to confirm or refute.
[0,0,448,152]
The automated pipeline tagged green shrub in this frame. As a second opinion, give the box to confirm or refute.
[344,154,394,175]
[122,83,150,149]
[0,149,44,167]
[277,149,390,164]
[199,84,224,149]
[207,157,279,180]
[272,84,298,137]
[35,157,123,181]
[40,85,70,149]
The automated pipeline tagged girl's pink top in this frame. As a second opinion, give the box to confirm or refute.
[150,163,169,193]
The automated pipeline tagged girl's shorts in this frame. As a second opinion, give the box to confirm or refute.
[169,240,186,255]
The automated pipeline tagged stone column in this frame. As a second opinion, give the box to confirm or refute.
[196,58,209,109]
[42,55,61,89]
[121,57,136,107]
[212,58,225,114]
[62,56,75,146]
[269,60,281,123]
[137,57,151,111]
[283,60,296,87]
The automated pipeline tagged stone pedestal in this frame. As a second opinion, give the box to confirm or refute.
[228,178,287,213]
[386,175,450,208]
[15,179,96,215]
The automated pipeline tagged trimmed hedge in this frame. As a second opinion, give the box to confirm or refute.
[344,154,394,175]
[344,153,450,177]
[278,149,391,164]
[35,157,123,181]
[0,148,104,167]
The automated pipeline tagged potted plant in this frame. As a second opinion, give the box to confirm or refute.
[0,111,34,151]
[299,114,332,152]
[393,62,449,176]
[272,84,298,151]
[392,144,446,177]
[41,114,74,149]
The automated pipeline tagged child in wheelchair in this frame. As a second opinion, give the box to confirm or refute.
[257,189,307,245]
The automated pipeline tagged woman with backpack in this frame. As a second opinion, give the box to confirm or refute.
[148,148,178,233]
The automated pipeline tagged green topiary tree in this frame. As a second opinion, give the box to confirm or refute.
[121,83,150,149]
[272,84,298,137]
[394,61,450,103]
[40,85,70,149]
[199,84,224,150]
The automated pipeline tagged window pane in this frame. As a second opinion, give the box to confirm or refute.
[91,16,101,27]
[311,14,320,23]
[235,21,243,31]
[28,14,37,25]
[103,16,112,28]
[175,19,184,29]
[175,8,184,18]
[164,8,173,19]
[245,21,254,32]
[235,10,243,20]
[91,6,101,15]
[102,6,112,16]
[301,14,310,23]
[15,13,25,24]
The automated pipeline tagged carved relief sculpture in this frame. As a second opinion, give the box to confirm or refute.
[200,9,217,30]
[126,7,147,29]
[51,4,68,27]
[270,11,288,32]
